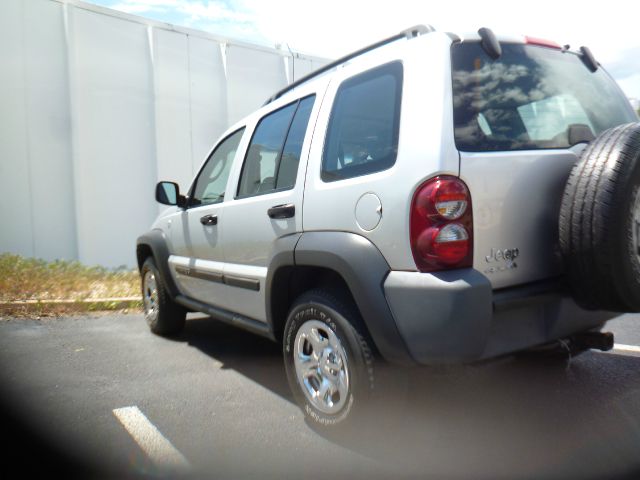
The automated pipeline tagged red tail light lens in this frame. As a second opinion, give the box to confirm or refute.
[410,176,473,272]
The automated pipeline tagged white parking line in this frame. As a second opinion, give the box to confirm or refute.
[613,343,640,354]
[113,406,190,472]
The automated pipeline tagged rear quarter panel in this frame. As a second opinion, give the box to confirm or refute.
[303,33,458,271]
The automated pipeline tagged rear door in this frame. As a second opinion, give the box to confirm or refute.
[216,93,319,322]
[452,41,636,289]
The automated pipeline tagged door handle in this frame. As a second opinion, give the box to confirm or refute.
[267,203,295,219]
[200,214,218,226]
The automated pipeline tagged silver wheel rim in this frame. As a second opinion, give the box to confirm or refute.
[143,270,159,323]
[293,319,350,415]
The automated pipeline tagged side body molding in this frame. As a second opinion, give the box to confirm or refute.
[292,232,415,366]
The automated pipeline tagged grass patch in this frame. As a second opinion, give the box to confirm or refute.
[0,254,142,317]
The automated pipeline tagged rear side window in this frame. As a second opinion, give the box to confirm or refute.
[451,42,636,152]
[237,95,315,198]
[322,62,403,182]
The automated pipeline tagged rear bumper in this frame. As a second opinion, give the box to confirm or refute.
[383,269,616,365]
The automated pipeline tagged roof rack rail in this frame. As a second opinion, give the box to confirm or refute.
[263,24,435,106]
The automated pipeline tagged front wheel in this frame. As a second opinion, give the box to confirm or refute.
[141,257,186,336]
[283,289,375,427]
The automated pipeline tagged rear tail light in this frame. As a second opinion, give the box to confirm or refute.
[433,178,468,219]
[410,176,473,272]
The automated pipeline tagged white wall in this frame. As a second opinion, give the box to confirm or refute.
[0,0,327,267]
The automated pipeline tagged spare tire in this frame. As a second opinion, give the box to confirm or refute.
[559,122,640,312]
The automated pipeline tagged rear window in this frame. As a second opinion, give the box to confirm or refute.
[451,42,636,152]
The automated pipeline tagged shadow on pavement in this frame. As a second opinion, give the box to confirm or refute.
[178,315,640,480]
[179,315,292,400]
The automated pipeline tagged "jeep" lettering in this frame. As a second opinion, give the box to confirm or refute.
[485,248,520,263]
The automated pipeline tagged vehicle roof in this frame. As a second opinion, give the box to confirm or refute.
[223,25,439,135]
[269,27,577,108]
[220,26,585,140]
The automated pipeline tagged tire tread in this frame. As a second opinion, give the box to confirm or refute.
[559,122,640,311]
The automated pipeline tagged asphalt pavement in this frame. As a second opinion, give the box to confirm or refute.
[1,312,640,479]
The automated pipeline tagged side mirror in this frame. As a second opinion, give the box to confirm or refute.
[155,181,186,207]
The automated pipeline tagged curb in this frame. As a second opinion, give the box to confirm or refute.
[0,297,142,315]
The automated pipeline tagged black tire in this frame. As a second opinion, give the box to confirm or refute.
[140,257,186,336]
[559,122,640,312]
[283,289,375,427]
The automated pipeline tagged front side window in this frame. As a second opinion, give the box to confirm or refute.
[451,42,636,152]
[190,128,245,207]
[322,62,403,182]
[237,95,316,198]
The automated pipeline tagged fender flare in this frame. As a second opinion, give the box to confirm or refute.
[266,231,415,366]
[136,230,180,299]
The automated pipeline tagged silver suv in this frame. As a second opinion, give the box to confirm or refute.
[136,25,640,426]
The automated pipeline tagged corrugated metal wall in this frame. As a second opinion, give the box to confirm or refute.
[0,0,327,267]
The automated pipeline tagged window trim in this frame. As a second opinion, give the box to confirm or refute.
[186,127,246,209]
[234,94,316,200]
[321,61,403,183]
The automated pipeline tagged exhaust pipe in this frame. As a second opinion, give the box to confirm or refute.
[570,331,614,352]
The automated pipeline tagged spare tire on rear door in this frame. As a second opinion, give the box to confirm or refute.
[559,122,640,312]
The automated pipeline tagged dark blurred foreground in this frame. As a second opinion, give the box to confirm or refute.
[1,314,640,479]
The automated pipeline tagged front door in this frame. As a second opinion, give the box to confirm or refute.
[168,127,246,305]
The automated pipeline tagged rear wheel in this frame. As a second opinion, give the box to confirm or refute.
[141,257,186,336]
[283,289,375,427]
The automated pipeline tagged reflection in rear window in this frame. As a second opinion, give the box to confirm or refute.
[451,42,635,152]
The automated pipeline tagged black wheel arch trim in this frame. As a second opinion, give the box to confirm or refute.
[266,231,415,366]
[265,233,302,339]
[136,230,180,299]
